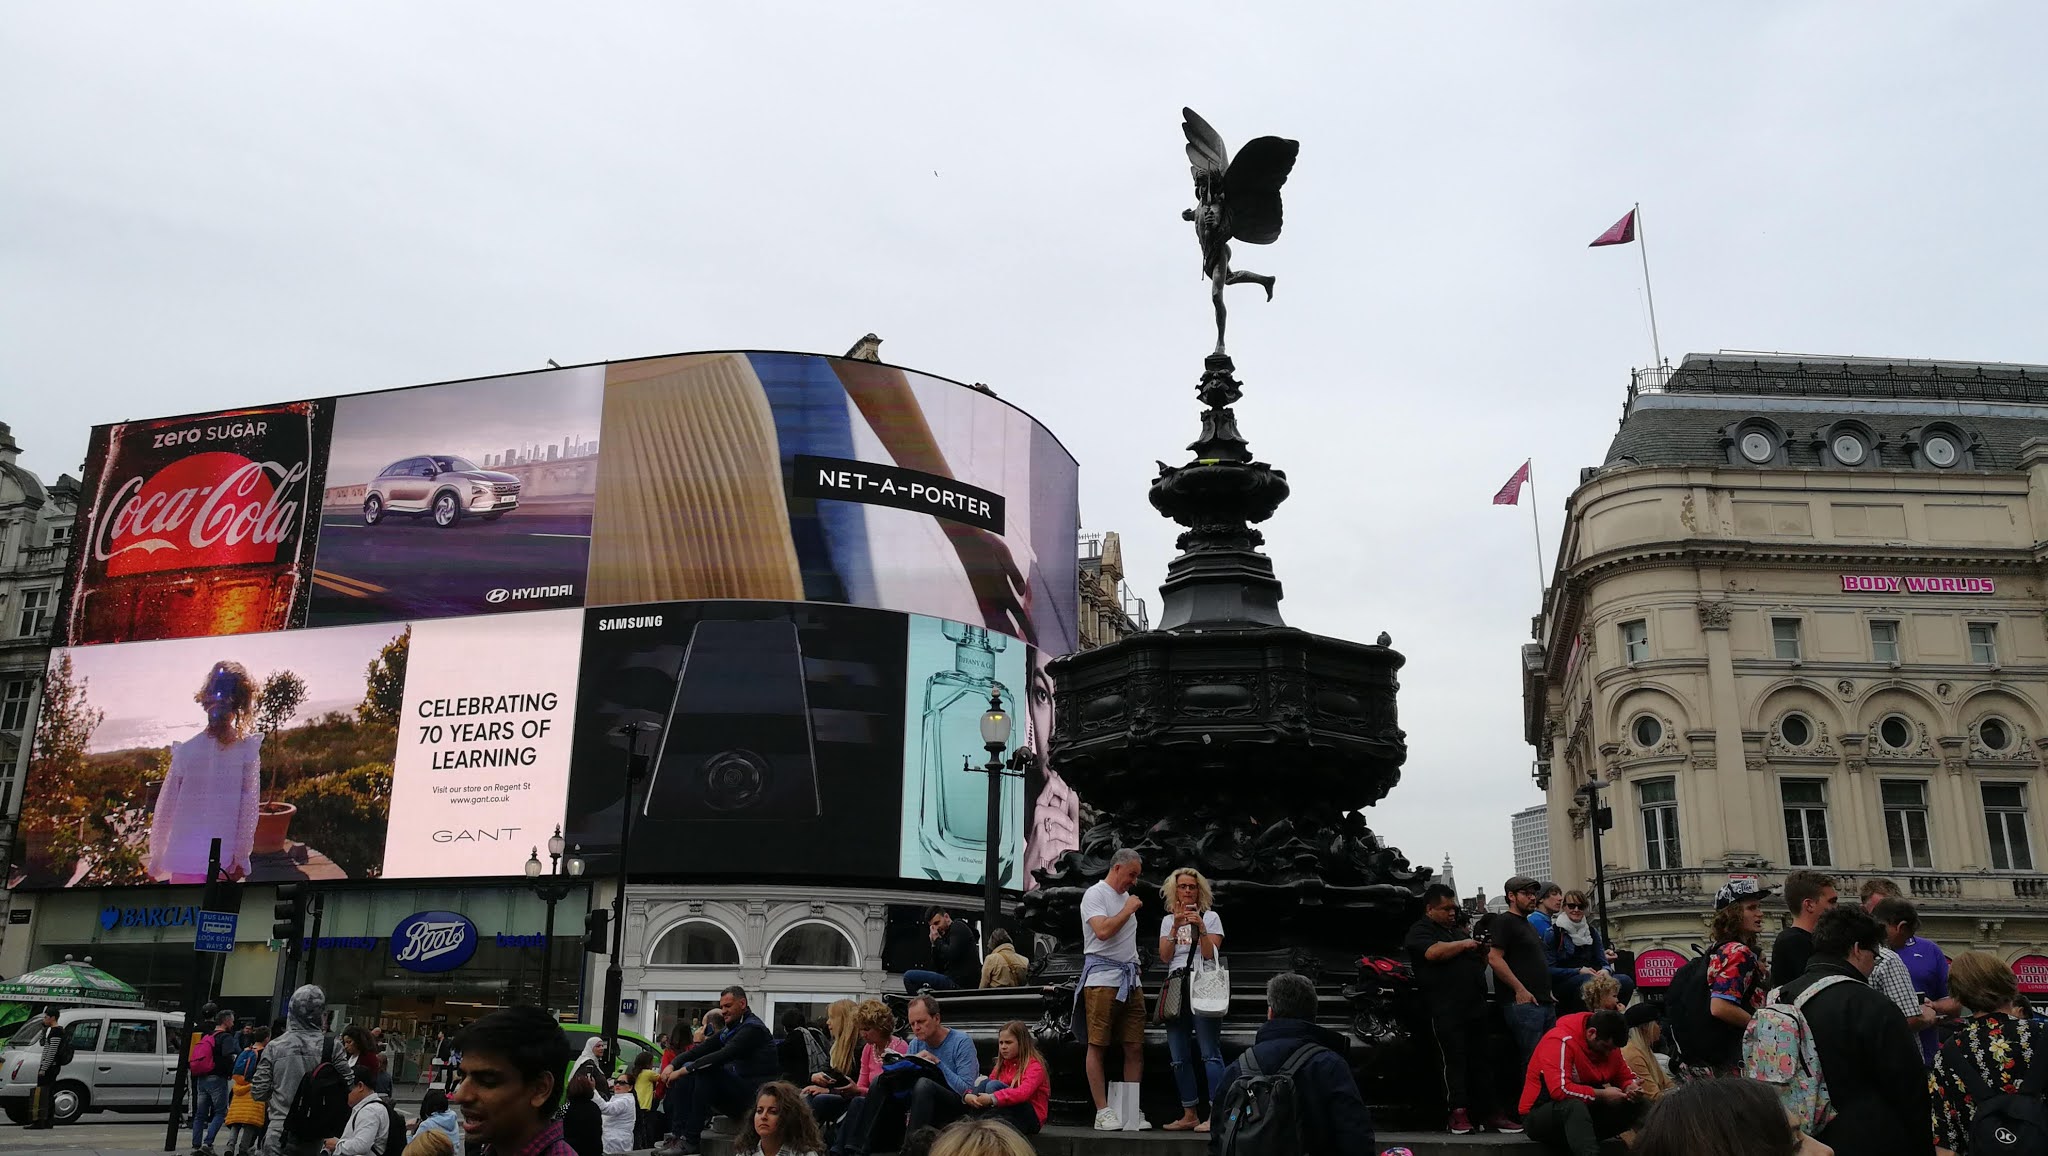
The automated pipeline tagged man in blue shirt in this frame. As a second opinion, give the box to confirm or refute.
[1526,883,1564,946]
[1872,897,1956,1064]
[832,996,977,1156]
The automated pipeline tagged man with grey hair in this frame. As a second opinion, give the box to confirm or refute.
[1079,848,1147,1129]
[1208,974,1375,1156]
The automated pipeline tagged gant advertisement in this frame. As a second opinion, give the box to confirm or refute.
[380,609,585,880]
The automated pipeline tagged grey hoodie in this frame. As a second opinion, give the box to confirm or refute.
[252,985,353,1155]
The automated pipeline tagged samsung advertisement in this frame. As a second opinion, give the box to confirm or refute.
[16,350,1080,893]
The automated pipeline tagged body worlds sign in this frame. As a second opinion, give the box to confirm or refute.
[1841,574,1996,594]
[390,910,479,973]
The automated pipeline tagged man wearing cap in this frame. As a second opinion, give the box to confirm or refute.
[1488,876,1556,1070]
[1690,878,1775,1076]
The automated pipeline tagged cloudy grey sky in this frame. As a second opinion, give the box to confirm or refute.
[8,4,2047,902]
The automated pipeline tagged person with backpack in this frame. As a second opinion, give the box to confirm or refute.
[26,1006,73,1130]
[1929,950,2048,1155]
[1207,972,1375,1156]
[1669,878,1775,1076]
[1773,906,1929,1156]
[193,1009,239,1155]
[224,1028,271,1156]
[252,984,356,1156]
[326,1065,401,1156]
[1518,1008,1642,1156]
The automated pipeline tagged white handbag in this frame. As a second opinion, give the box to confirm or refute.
[1189,951,1231,1018]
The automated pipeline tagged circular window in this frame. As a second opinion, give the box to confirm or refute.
[1878,715,1914,750]
[1923,433,1959,468]
[1780,713,1813,748]
[1739,430,1775,464]
[1831,433,1867,466]
[1632,715,1664,749]
[1979,717,2013,754]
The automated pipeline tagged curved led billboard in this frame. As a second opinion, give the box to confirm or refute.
[18,351,1081,891]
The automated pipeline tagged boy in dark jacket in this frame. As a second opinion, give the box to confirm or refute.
[1209,974,1375,1156]
[1777,907,1931,1156]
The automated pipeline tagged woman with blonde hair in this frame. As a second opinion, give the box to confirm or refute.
[929,1118,1036,1156]
[1930,950,2047,1154]
[821,999,858,1084]
[1156,866,1226,1131]
[961,1021,1048,1136]
[1619,1004,1674,1101]
[735,1082,825,1156]
[799,998,904,1126]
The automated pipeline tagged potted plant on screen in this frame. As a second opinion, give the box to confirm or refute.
[253,669,306,854]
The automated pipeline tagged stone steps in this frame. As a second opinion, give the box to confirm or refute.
[692,1120,1521,1156]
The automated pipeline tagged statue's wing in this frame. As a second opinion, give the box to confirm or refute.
[1181,107,1229,182]
[1222,135,1299,245]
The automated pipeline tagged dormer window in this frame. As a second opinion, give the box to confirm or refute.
[1723,418,1788,467]
[1904,423,1978,470]
[1814,420,1877,469]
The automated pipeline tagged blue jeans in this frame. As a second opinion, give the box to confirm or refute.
[1503,1001,1556,1068]
[1165,1013,1227,1108]
[193,1074,229,1148]
[809,1092,852,1125]
[903,970,957,994]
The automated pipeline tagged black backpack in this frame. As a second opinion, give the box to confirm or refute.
[1214,1042,1327,1156]
[283,1035,352,1141]
[1662,952,1714,1065]
[381,1102,409,1156]
[1952,1047,2048,1156]
[52,1026,76,1070]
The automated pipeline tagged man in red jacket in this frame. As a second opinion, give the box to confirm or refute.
[1518,1008,1642,1156]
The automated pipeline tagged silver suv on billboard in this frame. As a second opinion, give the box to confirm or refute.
[364,455,521,528]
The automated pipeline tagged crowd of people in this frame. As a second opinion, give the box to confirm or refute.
[1393,868,2048,1156]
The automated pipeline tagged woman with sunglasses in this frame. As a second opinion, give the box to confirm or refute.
[1546,891,1633,1011]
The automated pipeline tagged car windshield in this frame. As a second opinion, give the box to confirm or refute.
[431,456,479,473]
[7,1018,52,1047]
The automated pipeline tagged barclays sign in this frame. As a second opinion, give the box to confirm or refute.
[101,905,199,931]
[390,911,478,973]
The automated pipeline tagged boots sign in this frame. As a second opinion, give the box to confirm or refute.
[391,910,479,973]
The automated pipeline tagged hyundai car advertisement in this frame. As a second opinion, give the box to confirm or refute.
[17,350,1081,892]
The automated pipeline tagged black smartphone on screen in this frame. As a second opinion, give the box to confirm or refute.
[643,618,820,822]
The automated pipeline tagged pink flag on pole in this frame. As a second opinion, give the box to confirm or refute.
[1493,460,1531,505]
[1589,209,1636,247]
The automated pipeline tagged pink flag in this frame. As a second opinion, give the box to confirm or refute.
[1493,460,1531,505]
[1589,209,1636,247]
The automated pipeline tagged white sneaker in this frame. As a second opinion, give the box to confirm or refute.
[1094,1108,1122,1131]
[1135,1118,1153,1131]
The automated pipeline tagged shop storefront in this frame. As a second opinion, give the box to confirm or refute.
[6,886,282,1017]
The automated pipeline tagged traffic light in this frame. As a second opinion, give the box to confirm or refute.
[582,909,610,954]
[1596,806,1614,833]
[272,884,306,944]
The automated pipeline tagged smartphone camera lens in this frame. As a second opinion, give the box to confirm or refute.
[701,749,772,812]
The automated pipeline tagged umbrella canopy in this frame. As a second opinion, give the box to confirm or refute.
[0,956,144,1008]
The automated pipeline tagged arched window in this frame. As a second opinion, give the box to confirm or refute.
[767,921,857,968]
[649,920,741,966]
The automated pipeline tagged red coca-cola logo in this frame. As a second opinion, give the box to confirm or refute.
[94,451,311,575]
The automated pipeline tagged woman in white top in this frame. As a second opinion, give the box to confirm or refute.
[146,661,263,883]
[598,1076,638,1153]
[1157,866,1225,1132]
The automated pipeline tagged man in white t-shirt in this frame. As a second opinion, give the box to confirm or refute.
[1078,848,1146,1129]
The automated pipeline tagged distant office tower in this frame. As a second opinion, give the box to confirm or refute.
[1511,804,1550,884]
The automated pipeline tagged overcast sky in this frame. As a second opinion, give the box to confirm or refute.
[8,4,2048,907]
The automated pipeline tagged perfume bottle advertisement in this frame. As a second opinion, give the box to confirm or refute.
[900,614,1028,887]
[562,599,907,880]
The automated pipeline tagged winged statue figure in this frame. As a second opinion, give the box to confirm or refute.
[1181,108,1300,356]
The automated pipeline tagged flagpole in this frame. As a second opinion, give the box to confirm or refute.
[1635,201,1664,369]
[1527,461,1547,600]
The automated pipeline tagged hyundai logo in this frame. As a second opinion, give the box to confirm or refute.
[390,910,478,973]
[485,588,510,603]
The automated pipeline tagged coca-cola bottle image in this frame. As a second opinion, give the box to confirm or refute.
[62,402,331,645]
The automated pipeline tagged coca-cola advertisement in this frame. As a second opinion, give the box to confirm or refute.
[60,401,333,646]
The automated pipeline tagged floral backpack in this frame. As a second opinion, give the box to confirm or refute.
[1742,975,1852,1135]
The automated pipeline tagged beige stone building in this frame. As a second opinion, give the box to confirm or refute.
[1524,354,2048,968]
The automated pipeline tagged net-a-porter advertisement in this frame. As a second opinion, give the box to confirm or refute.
[585,352,1079,657]
[19,349,1083,891]
[309,366,605,626]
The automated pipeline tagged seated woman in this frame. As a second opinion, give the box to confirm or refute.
[739,1082,827,1156]
[960,1021,1048,1136]
[1546,891,1634,1010]
[799,999,905,1127]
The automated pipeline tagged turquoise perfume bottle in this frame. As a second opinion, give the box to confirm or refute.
[916,622,1017,884]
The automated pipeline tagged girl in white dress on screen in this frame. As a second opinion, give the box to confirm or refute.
[146,660,262,883]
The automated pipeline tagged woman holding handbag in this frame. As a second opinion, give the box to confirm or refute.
[1156,866,1226,1132]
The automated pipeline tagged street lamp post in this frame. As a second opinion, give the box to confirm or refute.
[968,690,1032,942]
[523,826,586,1016]
[1577,780,1613,945]
[601,720,662,1057]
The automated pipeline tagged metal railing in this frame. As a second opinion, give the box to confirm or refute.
[1606,866,2039,906]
